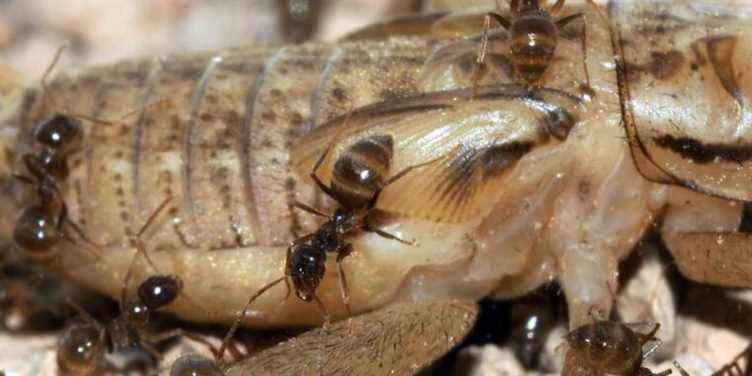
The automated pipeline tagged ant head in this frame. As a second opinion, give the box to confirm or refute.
[57,322,105,374]
[123,301,150,329]
[34,114,82,151]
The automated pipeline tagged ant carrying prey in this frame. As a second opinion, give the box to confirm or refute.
[217,133,443,360]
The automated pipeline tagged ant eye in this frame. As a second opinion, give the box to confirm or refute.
[13,205,59,256]
[34,114,82,150]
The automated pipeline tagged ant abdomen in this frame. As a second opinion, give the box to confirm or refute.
[331,134,393,209]
[509,15,558,83]
[287,243,326,302]
[12,205,61,259]
[57,322,105,375]
[137,275,182,310]
[170,354,224,376]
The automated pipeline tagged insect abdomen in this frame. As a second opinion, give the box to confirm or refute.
[331,134,393,209]
[10,41,433,252]
[510,15,558,83]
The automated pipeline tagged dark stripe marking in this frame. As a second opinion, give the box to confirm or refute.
[653,135,752,165]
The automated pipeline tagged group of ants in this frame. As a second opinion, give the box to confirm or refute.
[2,0,752,374]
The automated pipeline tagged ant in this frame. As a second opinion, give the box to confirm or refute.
[12,113,94,262]
[564,320,675,375]
[474,0,586,88]
[57,199,213,374]
[217,133,441,361]
[12,47,120,262]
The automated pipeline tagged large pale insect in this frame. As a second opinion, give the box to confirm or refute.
[0,0,750,374]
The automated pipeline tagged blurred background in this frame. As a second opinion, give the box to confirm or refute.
[0,0,429,80]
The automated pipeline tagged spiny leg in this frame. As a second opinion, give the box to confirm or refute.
[217,276,286,365]
[335,244,354,315]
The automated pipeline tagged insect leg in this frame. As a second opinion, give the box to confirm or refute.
[217,276,285,364]
[64,298,103,330]
[553,13,590,92]
[362,219,414,245]
[471,12,509,88]
[292,201,329,218]
[548,0,566,15]
[335,244,353,315]
[311,291,331,326]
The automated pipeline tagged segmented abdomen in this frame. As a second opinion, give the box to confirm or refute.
[14,40,434,251]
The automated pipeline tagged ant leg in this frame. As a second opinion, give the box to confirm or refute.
[139,341,163,364]
[554,13,590,90]
[363,219,414,245]
[549,0,566,15]
[292,201,329,217]
[64,298,102,328]
[366,153,446,211]
[311,291,331,326]
[470,10,509,90]
[58,205,103,262]
[217,276,285,364]
[335,244,354,316]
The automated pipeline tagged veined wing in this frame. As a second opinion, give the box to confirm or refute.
[291,84,582,222]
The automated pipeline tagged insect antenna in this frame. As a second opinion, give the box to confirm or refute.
[40,45,68,94]
[217,276,286,365]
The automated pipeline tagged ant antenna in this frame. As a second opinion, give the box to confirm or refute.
[217,276,285,366]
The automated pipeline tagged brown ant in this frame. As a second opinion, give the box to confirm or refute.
[474,0,586,87]
[12,47,118,262]
[217,134,442,361]
[564,320,675,375]
[57,199,213,374]
[12,114,94,262]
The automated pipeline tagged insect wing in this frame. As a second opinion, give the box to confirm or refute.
[614,1,752,201]
[292,85,581,222]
